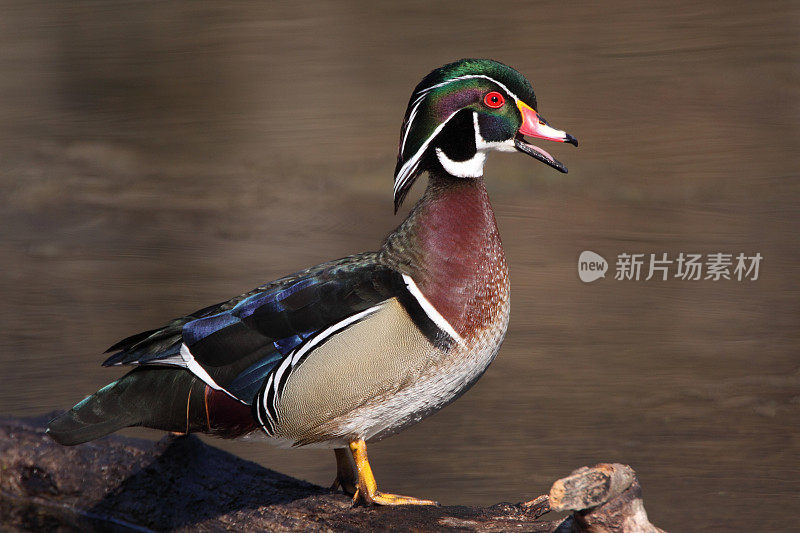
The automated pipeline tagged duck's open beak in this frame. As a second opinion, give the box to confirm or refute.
[514,100,577,174]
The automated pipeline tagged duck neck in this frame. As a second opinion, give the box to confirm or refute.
[380,172,509,339]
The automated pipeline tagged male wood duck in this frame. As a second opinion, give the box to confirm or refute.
[48,59,577,506]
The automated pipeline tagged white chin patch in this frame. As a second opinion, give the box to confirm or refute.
[434,111,517,178]
[473,111,517,152]
[435,147,487,178]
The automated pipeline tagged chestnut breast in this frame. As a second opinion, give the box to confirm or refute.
[406,179,509,340]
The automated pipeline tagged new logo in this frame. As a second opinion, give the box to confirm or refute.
[578,251,608,283]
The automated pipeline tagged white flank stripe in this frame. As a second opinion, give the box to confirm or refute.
[262,304,386,426]
[264,374,274,399]
[401,274,464,345]
[289,305,383,367]
[180,343,224,391]
[272,350,294,394]
[262,373,275,425]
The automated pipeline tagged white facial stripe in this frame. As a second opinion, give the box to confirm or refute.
[396,73,525,198]
[473,111,516,153]
[401,274,464,345]
[394,109,460,196]
[415,74,522,105]
[400,104,421,156]
[400,90,435,157]
[434,111,515,178]
[399,74,521,159]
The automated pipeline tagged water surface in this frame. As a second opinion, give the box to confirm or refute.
[1,2,798,530]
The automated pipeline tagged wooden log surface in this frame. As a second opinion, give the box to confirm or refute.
[0,415,664,532]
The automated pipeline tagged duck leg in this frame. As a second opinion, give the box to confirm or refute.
[348,439,438,506]
[331,447,358,495]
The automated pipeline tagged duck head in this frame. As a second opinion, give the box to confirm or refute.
[394,59,577,211]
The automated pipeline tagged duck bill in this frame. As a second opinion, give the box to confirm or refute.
[515,100,577,173]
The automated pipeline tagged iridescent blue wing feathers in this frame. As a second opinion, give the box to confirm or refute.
[102,253,398,402]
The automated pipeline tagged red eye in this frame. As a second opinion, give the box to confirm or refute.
[483,91,505,109]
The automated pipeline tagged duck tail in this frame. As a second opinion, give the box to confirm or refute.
[47,367,203,445]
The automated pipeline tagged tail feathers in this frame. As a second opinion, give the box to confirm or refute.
[47,367,203,446]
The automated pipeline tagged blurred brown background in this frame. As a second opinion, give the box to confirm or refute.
[1,1,798,530]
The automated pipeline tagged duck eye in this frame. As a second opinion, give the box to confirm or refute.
[483,91,505,109]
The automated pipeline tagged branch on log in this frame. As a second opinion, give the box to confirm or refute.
[0,415,663,532]
[546,464,665,533]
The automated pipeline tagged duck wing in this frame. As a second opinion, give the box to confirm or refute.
[102,252,407,403]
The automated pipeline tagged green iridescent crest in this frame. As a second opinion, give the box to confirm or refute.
[393,59,538,211]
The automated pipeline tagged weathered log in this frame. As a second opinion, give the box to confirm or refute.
[547,464,665,533]
[0,415,663,532]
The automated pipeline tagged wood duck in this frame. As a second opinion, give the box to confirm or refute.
[48,59,577,506]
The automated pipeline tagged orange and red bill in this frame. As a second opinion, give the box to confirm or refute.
[515,100,578,173]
